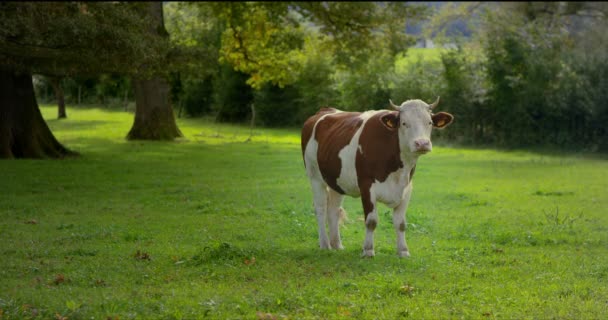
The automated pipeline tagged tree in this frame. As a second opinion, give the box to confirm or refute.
[172,2,426,124]
[194,2,427,90]
[127,2,182,140]
[0,2,175,158]
[0,70,75,158]
[48,76,67,119]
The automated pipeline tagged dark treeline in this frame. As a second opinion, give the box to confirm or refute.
[35,2,608,152]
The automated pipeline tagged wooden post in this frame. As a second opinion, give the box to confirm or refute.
[245,104,256,142]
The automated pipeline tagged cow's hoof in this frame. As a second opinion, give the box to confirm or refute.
[319,242,330,249]
[361,249,375,258]
[398,250,411,258]
[331,243,344,250]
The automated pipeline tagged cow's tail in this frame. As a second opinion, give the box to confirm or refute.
[338,207,348,225]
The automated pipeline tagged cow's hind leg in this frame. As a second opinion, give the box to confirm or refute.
[327,188,345,250]
[393,183,413,258]
[311,179,330,249]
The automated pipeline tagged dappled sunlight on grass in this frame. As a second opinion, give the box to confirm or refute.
[41,105,301,152]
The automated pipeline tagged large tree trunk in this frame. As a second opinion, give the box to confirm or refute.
[50,76,67,119]
[126,77,182,140]
[0,69,76,159]
[126,2,182,140]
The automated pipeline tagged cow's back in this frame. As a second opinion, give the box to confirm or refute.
[301,107,339,160]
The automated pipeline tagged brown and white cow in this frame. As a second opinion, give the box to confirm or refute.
[301,98,453,257]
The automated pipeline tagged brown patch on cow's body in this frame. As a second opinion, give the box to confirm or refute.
[356,111,403,216]
[301,107,338,163]
[399,221,406,231]
[314,112,363,194]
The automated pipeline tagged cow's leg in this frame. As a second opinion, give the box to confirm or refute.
[311,179,330,249]
[393,183,413,258]
[360,186,377,257]
[327,188,345,250]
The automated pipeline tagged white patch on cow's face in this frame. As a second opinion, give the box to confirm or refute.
[396,100,434,155]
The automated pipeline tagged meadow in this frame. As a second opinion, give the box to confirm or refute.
[1,105,607,319]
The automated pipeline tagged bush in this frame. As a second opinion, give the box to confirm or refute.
[180,76,214,117]
[254,84,301,127]
[391,55,444,105]
[213,65,254,123]
[440,47,487,144]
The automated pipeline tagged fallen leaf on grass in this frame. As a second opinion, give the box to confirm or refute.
[244,256,256,266]
[55,312,68,320]
[25,219,38,224]
[337,306,351,316]
[133,250,151,261]
[256,312,277,320]
[399,284,415,296]
[52,274,66,285]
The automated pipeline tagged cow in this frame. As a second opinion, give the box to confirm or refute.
[301,97,453,257]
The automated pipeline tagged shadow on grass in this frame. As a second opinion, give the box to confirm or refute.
[46,119,117,132]
[42,103,133,114]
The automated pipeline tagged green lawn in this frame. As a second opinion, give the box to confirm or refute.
[1,105,607,319]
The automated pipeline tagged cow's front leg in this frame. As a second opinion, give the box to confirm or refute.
[361,187,377,257]
[393,183,413,258]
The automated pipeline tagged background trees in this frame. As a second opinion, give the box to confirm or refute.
[437,2,608,151]
[0,2,155,158]
[0,2,177,158]
[3,2,607,156]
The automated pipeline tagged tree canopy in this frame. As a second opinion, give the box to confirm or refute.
[0,2,165,77]
[180,2,428,89]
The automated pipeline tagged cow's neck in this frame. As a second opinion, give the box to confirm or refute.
[400,151,419,175]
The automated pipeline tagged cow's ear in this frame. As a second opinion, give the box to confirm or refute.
[432,112,454,129]
[380,112,399,130]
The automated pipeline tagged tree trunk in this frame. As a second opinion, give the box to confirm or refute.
[126,77,182,140]
[0,69,76,159]
[123,88,129,111]
[50,76,67,119]
[125,2,182,140]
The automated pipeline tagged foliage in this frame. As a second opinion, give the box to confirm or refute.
[439,47,487,144]
[0,2,163,77]
[254,84,301,127]
[195,2,426,89]
[390,53,444,106]
[0,105,607,318]
[164,2,222,77]
[179,75,215,117]
[334,49,395,111]
[291,38,339,122]
[34,74,131,108]
[213,64,254,122]
[477,7,599,149]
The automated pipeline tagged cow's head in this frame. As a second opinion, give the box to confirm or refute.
[381,97,453,155]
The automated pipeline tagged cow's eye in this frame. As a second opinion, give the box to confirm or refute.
[428,121,433,125]
[402,122,408,128]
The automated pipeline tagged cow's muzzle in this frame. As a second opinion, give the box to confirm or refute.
[414,139,432,154]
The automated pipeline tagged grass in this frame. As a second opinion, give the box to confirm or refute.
[1,105,607,319]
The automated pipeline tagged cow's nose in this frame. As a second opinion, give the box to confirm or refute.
[414,139,431,151]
